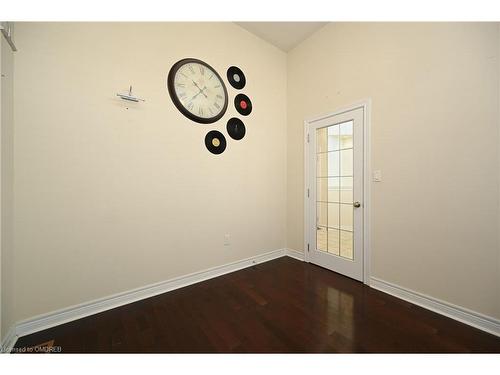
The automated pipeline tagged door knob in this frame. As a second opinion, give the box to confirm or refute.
[353,201,361,208]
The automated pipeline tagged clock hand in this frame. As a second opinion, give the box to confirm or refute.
[191,86,208,100]
[191,80,209,99]
[192,80,203,91]
[199,86,208,98]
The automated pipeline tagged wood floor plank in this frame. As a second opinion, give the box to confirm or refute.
[12,257,500,353]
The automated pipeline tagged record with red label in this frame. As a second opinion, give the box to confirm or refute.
[234,94,252,116]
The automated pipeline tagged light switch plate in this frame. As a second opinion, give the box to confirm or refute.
[373,170,382,182]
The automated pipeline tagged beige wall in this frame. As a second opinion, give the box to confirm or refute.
[1,34,15,340]
[5,22,500,334]
[11,23,287,325]
[287,23,500,319]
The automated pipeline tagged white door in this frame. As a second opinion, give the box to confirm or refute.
[306,106,364,281]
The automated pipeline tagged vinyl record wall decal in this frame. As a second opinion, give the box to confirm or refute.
[234,93,252,116]
[227,66,246,90]
[226,117,246,140]
[205,130,227,154]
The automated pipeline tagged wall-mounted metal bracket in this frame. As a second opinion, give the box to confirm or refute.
[116,86,145,102]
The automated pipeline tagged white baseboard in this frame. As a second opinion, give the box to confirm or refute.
[285,248,305,261]
[1,327,18,354]
[370,276,500,337]
[8,248,287,350]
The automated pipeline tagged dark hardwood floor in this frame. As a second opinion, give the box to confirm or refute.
[13,257,500,353]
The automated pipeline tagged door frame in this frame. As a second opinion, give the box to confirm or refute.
[303,99,372,285]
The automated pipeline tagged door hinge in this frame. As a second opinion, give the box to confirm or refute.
[307,133,310,143]
[307,188,310,198]
[307,243,310,252]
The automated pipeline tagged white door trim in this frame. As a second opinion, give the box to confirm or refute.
[304,99,372,284]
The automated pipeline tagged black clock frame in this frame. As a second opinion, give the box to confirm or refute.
[167,58,229,124]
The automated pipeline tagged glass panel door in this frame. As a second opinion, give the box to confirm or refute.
[308,106,364,282]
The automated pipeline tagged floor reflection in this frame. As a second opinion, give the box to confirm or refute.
[325,286,354,339]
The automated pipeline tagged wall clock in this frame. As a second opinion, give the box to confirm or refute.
[167,58,228,124]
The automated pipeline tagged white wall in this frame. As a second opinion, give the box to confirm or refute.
[11,23,287,326]
[287,23,500,319]
[1,33,15,341]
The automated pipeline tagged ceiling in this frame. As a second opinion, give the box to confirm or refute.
[235,22,328,52]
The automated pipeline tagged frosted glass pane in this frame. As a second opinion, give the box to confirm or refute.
[327,177,340,203]
[317,202,327,227]
[340,121,353,149]
[317,127,328,153]
[327,125,340,151]
[340,177,353,203]
[318,152,340,177]
[328,228,340,255]
[340,149,353,176]
[317,178,327,202]
[317,153,328,177]
[340,204,353,232]
[340,231,353,260]
[328,152,340,176]
[328,203,339,229]
[318,178,340,202]
[317,227,327,252]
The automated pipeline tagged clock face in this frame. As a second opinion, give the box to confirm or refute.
[167,58,228,124]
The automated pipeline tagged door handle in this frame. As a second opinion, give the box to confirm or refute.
[353,201,361,208]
